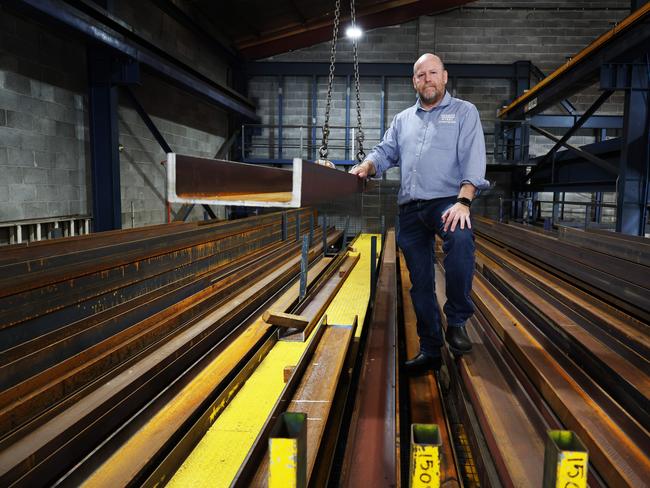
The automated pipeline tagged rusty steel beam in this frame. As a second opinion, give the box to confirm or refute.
[473,217,650,322]
[166,154,364,208]
[471,272,650,487]
[339,230,398,487]
[0,229,341,487]
[399,251,461,487]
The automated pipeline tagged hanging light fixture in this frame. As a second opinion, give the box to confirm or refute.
[346,25,362,39]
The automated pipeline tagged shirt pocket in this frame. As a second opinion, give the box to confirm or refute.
[431,124,457,150]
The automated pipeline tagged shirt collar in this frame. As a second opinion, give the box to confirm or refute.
[416,91,452,112]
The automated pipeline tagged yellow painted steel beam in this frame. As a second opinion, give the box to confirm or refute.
[168,234,379,487]
[324,234,381,336]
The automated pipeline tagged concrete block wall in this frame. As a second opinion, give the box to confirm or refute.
[0,10,88,224]
[0,2,231,239]
[248,0,631,220]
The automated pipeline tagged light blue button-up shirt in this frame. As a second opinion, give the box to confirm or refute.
[368,91,489,205]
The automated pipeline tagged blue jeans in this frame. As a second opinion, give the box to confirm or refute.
[397,196,475,356]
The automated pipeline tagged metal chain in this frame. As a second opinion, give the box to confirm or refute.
[319,0,342,160]
[350,0,365,162]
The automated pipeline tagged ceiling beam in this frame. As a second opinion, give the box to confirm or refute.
[236,0,475,60]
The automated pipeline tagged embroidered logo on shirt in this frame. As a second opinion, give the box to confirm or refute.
[439,113,456,124]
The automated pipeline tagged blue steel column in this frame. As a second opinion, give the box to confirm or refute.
[616,61,649,236]
[88,47,122,231]
[513,61,531,162]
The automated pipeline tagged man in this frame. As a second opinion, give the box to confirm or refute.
[351,53,488,373]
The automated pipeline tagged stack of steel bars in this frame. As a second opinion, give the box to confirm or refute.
[438,216,649,487]
[0,209,346,486]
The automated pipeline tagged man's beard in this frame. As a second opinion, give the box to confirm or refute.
[419,86,443,105]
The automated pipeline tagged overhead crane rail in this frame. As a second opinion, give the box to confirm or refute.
[498,2,650,119]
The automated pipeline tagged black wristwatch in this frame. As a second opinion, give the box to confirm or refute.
[456,197,472,208]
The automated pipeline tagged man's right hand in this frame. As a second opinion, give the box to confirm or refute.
[350,160,376,178]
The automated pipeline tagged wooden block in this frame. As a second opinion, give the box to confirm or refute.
[263,310,309,329]
[283,366,296,383]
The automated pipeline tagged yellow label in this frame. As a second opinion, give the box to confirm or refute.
[269,438,297,488]
[556,451,588,488]
[411,444,440,488]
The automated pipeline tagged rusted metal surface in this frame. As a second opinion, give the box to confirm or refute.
[473,217,650,322]
[172,154,293,199]
[475,237,650,360]
[139,258,334,488]
[167,154,364,208]
[248,320,358,486]
[557,225,650,267]
[0,209,309,298]
[339,230,398,487]
[231,253,359,487]
[0,237,311,436]
[0,209,339,487]
[471,272,650,487]
[482,260,649,431]
[399,251,461,488]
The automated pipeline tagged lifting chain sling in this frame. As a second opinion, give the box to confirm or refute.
[316,0,365,167]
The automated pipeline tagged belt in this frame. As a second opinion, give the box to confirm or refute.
[399,199,430,210]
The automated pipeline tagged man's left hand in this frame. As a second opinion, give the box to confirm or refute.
[441,203,471,232]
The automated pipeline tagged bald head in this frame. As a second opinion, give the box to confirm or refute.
[413,53,444,75]
[412,53,448,109]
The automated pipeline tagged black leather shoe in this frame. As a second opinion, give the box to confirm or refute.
[404,352,442,374]
[446,325,472,355]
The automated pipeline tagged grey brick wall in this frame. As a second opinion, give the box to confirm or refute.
[0,4,230,235]
[0,10,88,223]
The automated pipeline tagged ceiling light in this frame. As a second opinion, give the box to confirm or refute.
[346,25,362,40]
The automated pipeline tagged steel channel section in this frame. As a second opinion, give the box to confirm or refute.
[475,238,650,361]
[558,225,650,267]
[0,239,289,391]
[0,225,287,351]
[173,155,293,199]
[399,252,461,487]
[473,218,650,321]
[169,155,364,207]
[65,242,341,487]
[339,230,397,487]
[230,316,329,487]
[0,216,311,354]
[471,273,650,487]
[481,262,649,432]
[0,230,340,486]
[281,252,360,343]
[0,209,309,298]
[244,255,361,484]
[138,258,335,488]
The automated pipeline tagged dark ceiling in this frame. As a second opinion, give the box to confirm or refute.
[187,0,475,60]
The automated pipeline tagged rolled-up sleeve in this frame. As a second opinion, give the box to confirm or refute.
[367,116,400,178]
[458,105,489,190]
